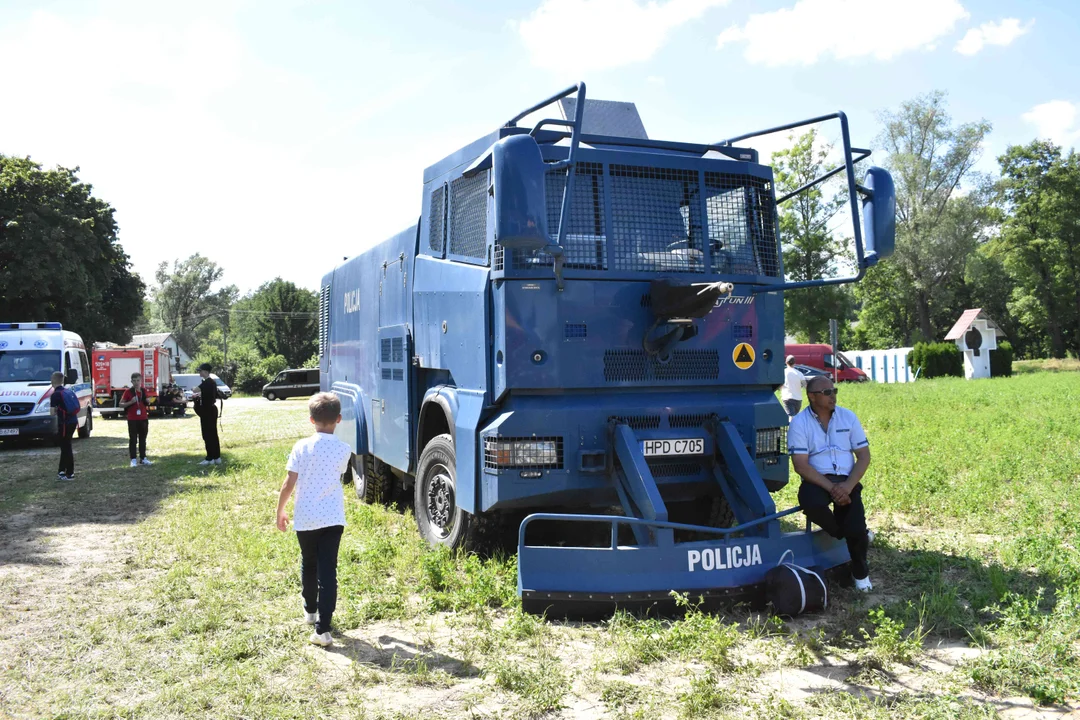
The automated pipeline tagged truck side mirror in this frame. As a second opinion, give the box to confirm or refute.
[860,166,896,267]
[491,134,550,252]
[65,368,78,385]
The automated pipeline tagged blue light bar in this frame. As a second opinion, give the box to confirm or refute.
[0,322,63,331]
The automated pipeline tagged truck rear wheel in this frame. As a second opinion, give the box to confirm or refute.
[414,434,475,550]
[353,454,392,504]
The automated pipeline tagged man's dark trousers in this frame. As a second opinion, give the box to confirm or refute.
[296,525,344,635]
[57,422,76,476]
[200,409,220,461]
[799,474,869,579]
[128,419,148,460]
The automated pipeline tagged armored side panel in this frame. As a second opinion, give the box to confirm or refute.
[321,228,417,471]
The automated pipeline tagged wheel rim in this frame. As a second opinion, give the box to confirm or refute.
[425,463,456,540]
[268,393,275,401]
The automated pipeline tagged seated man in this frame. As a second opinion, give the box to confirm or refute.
[787,375,874,592]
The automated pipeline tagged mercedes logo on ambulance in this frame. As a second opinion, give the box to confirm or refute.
[0,405,11,416]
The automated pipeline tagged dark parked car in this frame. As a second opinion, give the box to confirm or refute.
[794,363,829,378]
[262,368,319,401]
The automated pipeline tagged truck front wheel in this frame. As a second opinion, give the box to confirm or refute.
[414,434,475,550]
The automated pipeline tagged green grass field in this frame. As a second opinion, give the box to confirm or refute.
[1,373,1079,719]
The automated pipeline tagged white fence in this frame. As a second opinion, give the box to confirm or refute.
[844,347,916,383]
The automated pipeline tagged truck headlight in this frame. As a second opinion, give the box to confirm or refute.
[484,437,563,469]
[756,427,787,457]
[34,402,51,415]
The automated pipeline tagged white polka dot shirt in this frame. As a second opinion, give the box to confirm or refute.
[286,432,352,531]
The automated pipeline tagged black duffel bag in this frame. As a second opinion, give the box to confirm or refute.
[765,550,828,616]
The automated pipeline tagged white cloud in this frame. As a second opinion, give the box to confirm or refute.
[716,0,969,67]
[516,0,729,73]
[0,7,438,294]
[1022,101,1080,147]
[955,18,1033,55]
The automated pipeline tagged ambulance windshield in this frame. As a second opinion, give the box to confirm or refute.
[0,351,62,383]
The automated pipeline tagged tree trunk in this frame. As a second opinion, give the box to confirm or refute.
[916,290,934,343]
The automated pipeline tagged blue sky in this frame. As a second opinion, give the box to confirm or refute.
[2,0,1077,294]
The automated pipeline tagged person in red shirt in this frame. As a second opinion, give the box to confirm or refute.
[120,372,153,467]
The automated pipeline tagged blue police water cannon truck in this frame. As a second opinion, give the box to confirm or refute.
[320,84,895,617]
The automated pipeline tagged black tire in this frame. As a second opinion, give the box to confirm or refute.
[414,434,476,550]
[266,392,276,401]
[669,494,735,542]
[352,454,392,504]
[77,409,92,439]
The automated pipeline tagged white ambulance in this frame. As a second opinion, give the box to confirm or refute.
[0,322,94,440]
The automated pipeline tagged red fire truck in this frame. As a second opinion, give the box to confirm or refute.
[92,345,180,417]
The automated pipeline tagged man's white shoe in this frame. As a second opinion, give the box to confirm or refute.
[854,576,873,593]
[198,459,213,466]
[130,459,139,468]
[140,458,153,466]
[309,631,332,647]
[867,529,876,544]
[304,611,318,626]
[212,458,222,465]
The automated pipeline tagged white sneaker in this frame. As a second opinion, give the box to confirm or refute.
[309,631,332,647]
[867,529,876,544]
[130,459,139,468]
[854,576,873,592]
[140,458,153,466]
[212,458,222,465]
[56,472,69,481]
[304,611,318,626]
[198,459,213,466]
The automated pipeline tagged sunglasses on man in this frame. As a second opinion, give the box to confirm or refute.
[809,388,839,397]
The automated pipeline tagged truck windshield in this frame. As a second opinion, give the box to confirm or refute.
[0,350,61,383]
[513,163,781,278]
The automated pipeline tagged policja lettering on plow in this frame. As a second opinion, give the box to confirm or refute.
[687,543,763,572]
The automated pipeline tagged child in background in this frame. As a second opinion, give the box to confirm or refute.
[119,372,152,467]
[275,392,352,647]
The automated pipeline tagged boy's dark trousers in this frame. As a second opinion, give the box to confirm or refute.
[128,419,149,460]
[57,423,76,476]
[199,408,220,460]
[296,525,344,635]
[798,474,869,580]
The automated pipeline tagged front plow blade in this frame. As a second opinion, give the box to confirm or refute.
[517,513,851,619]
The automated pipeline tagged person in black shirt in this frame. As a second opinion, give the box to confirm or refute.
[193,363,221,465]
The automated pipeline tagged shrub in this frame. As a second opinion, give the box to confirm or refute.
[234,353,288,394]
[908,342,963,378]
[991,340,1014,377]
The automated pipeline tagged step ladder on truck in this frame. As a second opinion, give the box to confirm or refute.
[319,83,896,618]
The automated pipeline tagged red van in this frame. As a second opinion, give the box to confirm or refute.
[784,343,869,382]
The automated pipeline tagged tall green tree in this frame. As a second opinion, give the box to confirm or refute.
[994,142,1080,357]
[869,91,991,343]
[152,255,238,353]
[772,130,854,343]
[235,278,317,368]
[0,156,144,345]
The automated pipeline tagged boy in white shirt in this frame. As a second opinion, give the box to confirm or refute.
[276,392,353,647]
